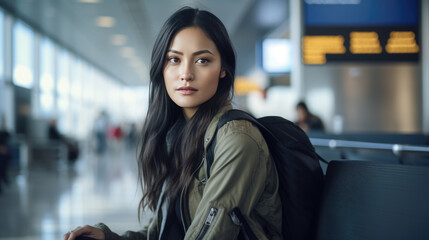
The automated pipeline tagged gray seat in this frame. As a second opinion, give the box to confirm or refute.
[317,160,429,240]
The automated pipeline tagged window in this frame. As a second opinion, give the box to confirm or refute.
[70,56,83,138]
[0,10,4,80]
[39,38,55,117]
[57,49,71,133]
[13,21,34,88]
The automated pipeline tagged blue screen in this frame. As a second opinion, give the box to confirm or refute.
[305,0,418,27]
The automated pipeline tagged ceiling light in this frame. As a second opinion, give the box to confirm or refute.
[111,34,127,46]
[95,16,115,28]
[77,0,100,3]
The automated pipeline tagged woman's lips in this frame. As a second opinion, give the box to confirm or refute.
[177,86,197,95]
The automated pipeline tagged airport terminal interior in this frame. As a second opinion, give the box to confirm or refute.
[0,0,428,239]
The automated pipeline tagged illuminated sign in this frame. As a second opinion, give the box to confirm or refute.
[303,36,346,64]
[385,31,419,54]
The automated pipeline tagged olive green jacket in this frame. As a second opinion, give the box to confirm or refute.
[96,105,283,239]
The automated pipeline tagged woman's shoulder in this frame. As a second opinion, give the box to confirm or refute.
[203,107,267,151]
[218,119,260,136]
[217,119,267,150]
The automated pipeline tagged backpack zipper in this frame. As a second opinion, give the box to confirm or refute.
[195,207,218,240]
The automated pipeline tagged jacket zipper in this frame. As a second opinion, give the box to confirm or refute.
[180,155,206,232]
[195,207,218,240]
[179,187,186,232]
[229,207,258,240]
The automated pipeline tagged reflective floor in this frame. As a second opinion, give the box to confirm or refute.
[0,142,149,240]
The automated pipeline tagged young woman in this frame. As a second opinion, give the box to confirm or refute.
[64,7,282,240]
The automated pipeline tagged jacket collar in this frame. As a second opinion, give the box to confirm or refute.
[203,104,232,150]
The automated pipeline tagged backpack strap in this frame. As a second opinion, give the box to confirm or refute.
[205,110,267,179]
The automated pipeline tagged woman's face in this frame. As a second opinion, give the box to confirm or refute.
[163,27,225,120]
[297,106,308,121]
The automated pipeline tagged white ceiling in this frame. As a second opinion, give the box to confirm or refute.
[0,0,289,85]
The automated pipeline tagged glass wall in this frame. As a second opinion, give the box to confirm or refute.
[0,7,148,140]
[0,10,3,80]
[39,38,55,118]
[57,49,71,134]
[0,10,4,116]
[13,20,34,89]
[70,57,83,138]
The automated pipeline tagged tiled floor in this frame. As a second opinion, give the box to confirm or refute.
[0,143,150,240]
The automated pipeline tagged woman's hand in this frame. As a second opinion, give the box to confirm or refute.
[63,225,105,240]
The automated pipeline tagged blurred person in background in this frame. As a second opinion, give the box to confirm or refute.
[107,123,124,153]
[125,123,137,149]
[64,6,282,240]
[295,101,325,133]
[48,118,62,140]
[48,118,80,163]
[94,110,108,155]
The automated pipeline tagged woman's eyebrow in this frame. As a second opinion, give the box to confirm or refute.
[193,50,214,56]
[168,49,214,56]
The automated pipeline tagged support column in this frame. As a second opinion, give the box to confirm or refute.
[3,13,14,132]
[290,0,304,99]
[422,0,429,133]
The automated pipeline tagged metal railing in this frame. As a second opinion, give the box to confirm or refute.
[310,137,429,165]
[310,138,429,156]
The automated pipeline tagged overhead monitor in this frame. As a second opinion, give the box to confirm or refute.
[260,38,292,74]
[302,0,420,64]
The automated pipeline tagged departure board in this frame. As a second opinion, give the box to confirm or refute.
[302,0,420,64]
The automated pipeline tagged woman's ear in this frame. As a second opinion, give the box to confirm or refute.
[220,69,226,78]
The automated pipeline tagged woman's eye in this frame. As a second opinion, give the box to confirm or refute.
[196,58,209,64]
[168,57,179,63]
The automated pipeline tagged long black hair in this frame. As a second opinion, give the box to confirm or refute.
[138,6,236,214]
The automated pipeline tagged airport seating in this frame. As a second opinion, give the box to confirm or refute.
[31,140,68,167]
[29,118,69,168]
[316,160,429,240]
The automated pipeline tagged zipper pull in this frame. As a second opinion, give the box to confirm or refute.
[195,207,219,240]
[229,207,258,240]
[229,209,242,226]
[205,207,218,225]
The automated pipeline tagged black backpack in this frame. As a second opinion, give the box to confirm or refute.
[206,109,325,240]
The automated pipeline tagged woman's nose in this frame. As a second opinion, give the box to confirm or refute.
[180,72,193,81]
[180,65,194,81]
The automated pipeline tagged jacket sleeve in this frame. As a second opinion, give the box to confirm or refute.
[94,217,154,240]
[184,122,270,240]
